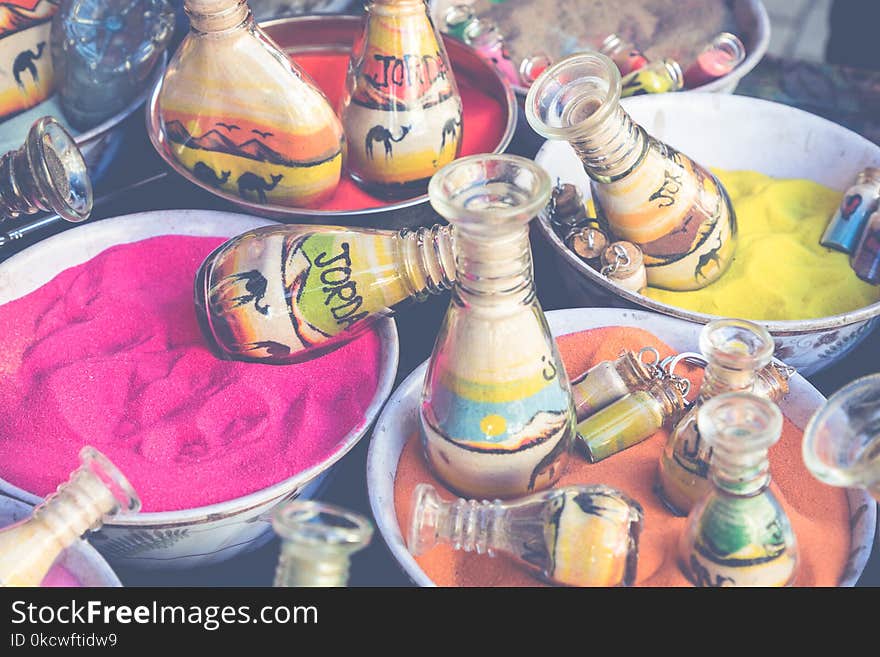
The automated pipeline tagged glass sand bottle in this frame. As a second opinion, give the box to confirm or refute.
[195,223,455,363]
[656,318,775,516]
[679,392,798,587]
[408,483,643,587]
[272,500,373,587]
[340,0,463,197]
[157,0,344,208]
[0,447,140,587]
[419,154,575,499]
[525,52,737,291]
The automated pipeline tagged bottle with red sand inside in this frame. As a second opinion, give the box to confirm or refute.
[157,0,344,208]
[195,223,457,363]
[0,447,140,587]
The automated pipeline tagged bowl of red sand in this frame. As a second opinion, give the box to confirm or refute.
[0,210,399,570]
[146,14,517,230]
[367,307,877,587]
[0,493,121,586]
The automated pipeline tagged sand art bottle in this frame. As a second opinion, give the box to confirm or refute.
[526,52,737,291]
[851,210,880,284]
[656,319,775,516]
[570,348,658,421]
[679,392,798,587]
[683,32,746,89]
[196,223,456,363]
[620,58,684,97]
[420,154,575,499]
[157,0,344,208]
[0,116,92,223]
[598,33,648,76]
[463,19,520,88]
[408,483,643,587]
[272,500,373,587]
[340,0,463,197]
[820,168,880,253]
[0,447,140,587]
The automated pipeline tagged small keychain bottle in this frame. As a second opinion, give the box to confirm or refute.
[566,221,608,261]
[656,318,775,516]
[679,392,798,587]
[408,483,643,587]
[0,116,92,224]
[601,241,647,294]
[341,0,463,197]
[420,154,575,499]
[549,181,585,228]
[620,58,684,97]
[820,168,880,253]
[576,377,688,462]
[597,33,648,76]
[464,19,521,88]
[570,347,658,421]
[272,500,373,587]
[683,32,746,89]
[157,0,344,208]
[196,223,456,363]
[443,3,475,41]
[0,447,140,587]
[851,210,880,284]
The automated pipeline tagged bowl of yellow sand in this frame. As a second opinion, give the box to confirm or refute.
[535,93,880,377]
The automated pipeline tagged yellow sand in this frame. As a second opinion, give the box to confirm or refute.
[644,169,880,320]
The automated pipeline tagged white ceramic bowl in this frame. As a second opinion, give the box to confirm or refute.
[0,493,121,586]
[367,307,877,587]
[535,93,880,378]
[0,210,399,570]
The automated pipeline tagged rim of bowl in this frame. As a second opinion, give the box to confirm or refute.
[366,307,877,587]
[145,14,518,219]
[0,210,401,527]
[534,93,880,335]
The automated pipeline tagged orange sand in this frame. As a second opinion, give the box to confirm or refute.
[393,326,851,587]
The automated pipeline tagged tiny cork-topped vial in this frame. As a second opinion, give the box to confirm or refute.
[601,241,647,294]
[340,0,463,197]
[0,447,140,587]
[272,500,373,587]
[420,154,575,499]
[851,210,880,285]
[157,0,344,208]
[620,58,684,97]
[408,483,643,587]
[0,116,92,224]
[820,167,880,254]
[570,348,657,421]
[598,33,648,76]
[679,392,798,587]
[195,223,456,363]
[656,318,776,516]
[525,52,737,291]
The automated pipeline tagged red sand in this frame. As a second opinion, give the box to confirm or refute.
[0,235,382,512]
[394,326,852,587]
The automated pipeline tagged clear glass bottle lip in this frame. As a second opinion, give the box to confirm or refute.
[697,392,783,456]
[524,51,622,142]
[802,372,880,490]
[273,500,374,551]
[79,446,142,513]
[28,117,92,223]
[427,154,552,230]
[699,318,775,371]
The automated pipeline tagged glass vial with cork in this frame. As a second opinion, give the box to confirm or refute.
[525,52,737,291]
[620,58,684,97]
[419,154,575,499]
[820,167,880,253]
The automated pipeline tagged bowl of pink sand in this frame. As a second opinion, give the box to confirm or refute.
[0,210,399,570]
[0,493,121,586]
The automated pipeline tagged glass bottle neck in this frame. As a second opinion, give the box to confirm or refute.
[398,225,456,299]
[274,545,352,587]
[185,0,251,34]
[711,450,771,497]
[33,468,120,548]
[568,102,648,184]
[432,496,506,556]
[698,362,758,402]
[452,225,534,306]
[366,0,427,16]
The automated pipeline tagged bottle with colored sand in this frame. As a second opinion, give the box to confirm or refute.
[420,154,575,499]
[679,392,798,587]
[802,373,880,502]
[525,52,737,291]
[620,58,684,97]
[463,19,520,88]
[408,482,643,587]
[195,223,456,363]
[340,0,463,197]
[820,168,880,253]
[443,3,475,41]
[597,33,648,76]
[570,348,658,421]
[272,500,373,587]
[0,116,92,224]
[157,0,344,208]
[0,447,140,587]
[683,32,746,89]
[851,210,880,284]
[656,318,775,516]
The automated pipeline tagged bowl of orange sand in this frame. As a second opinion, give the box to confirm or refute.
[535,93,880,377]
[0,210,399,570]
[367,307,876,587]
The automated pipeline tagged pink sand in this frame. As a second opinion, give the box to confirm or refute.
[0,235,382,512]
[42,565,80,587]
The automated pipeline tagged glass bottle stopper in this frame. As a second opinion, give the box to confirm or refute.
[0,117,93,224]
[272,500,373,587]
